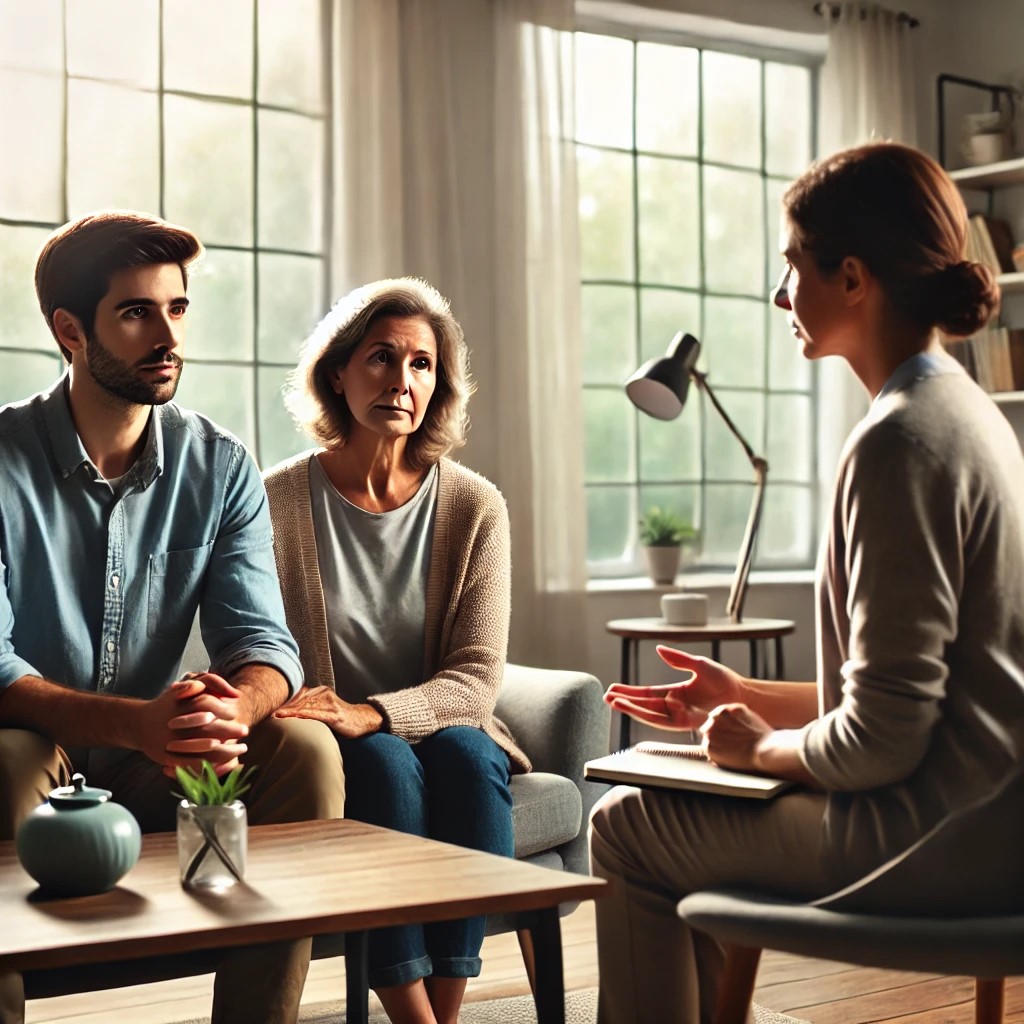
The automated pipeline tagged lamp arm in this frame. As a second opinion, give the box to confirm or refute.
[691,371,769,623]
[726,457,768,623]
[691,370,760,468]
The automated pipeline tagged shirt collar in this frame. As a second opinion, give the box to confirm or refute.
[875,349,962,402]
[42,373,165,487]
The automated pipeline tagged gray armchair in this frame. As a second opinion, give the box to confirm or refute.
[22,663,609,1003]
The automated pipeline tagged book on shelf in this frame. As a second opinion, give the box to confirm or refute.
[583,740,795,799]
[966,215,1017,276]
[941,324,1016,393]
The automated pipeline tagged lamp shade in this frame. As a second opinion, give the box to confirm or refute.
[624,332,701,420]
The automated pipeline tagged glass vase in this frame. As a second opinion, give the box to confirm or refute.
[177,800,247,891]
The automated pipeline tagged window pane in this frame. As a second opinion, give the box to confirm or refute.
[0,70,63,221]
[257,366,307,471]
[767,393,812,481]
[586,484,634,563]
[0,352,62,405]
[164,0,253,99]
[639,288,700,364]
[186,249,255,362]
[768,299,811,390]
[575,33,633,149]
[66,0,158,88]
[258,110,324,253]
[164,96,254,247]
[636,42,697,157]
[702,51,761,169]
[765,63,811,177]
[704,389,764,481]
[704,167,764,295]
[258,0,323,113]
[638,157,699,288]
[760,484,814,565]
[578,146,634,281]
[174,364,256,452]
[765,177,787,293]
[584,388,635,483]
[639,397,700,482]
[0,226,53,351]
[0,0,62,72]
[702,482,756,566]
[703,297,766,389]
[67,80,160,216]
[258,253,324,362]
[582,285,636,386]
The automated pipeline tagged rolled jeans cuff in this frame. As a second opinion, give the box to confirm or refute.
[431,955,482,979]
[368,954,432,990]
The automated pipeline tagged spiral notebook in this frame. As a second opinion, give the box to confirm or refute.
[584,741,794,799]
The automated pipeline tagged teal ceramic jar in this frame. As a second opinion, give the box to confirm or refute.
[16,773,142,896]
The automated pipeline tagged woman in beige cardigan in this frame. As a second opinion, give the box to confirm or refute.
[264,278,529,1024]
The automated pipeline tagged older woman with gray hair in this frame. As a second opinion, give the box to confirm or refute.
[263,277,529,1024]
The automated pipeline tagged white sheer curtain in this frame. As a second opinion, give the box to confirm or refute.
[493,0,588,667]
[328,0,587,667]
[815,2,918,512]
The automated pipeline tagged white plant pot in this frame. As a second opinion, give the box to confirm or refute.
[643,545,682,584]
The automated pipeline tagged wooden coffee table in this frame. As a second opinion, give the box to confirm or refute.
[2,819,606,1024]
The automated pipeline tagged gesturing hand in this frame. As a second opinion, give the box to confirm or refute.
[273,685,383,739]
[603,645,746,731]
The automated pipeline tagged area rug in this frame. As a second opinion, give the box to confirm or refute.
[174,988,809,1023]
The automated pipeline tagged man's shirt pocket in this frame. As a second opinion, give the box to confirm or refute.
[147,542,214,640]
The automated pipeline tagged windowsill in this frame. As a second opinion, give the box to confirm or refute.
[586,568,816,594]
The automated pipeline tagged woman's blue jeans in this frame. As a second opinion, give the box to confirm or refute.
[336,726,514,989]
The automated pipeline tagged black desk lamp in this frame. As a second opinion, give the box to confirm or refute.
[624,331,769,623]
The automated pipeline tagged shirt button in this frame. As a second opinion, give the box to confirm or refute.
[111,575,120,589]
[106,641,115,653]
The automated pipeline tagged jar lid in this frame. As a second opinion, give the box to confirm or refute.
[49,773,113,809]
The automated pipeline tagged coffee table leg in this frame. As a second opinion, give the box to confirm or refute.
[522,907,565,1024]
[616,638,633,750]
[345,930,369,1024]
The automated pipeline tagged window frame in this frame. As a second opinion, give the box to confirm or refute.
[575,16,823,579]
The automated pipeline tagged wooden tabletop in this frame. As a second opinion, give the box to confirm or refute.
[1,819,606,973]
[605,616,796,641]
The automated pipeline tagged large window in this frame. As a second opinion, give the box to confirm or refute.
[576,31,818,576]
[0,0,328,470]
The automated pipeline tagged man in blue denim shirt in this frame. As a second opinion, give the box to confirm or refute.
[0,212,345,1024]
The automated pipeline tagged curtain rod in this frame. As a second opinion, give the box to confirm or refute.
[813,2,920,28]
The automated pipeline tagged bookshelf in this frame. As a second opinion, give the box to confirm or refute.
[949,157,1024,405]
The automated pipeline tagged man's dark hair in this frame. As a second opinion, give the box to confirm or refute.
[35,211,203,361]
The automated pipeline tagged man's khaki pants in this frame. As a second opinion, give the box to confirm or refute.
[589,784,837,1024]
[0,718,345,1024]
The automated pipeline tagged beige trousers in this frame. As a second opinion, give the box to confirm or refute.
[589,784,838,1024]
[0,717,345,1024]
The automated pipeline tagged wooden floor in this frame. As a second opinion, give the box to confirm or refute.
[25,902,1024,1023]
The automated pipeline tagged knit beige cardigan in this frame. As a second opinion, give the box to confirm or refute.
[263,451,530,774]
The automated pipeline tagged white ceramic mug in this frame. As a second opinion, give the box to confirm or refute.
[661,593,708,626]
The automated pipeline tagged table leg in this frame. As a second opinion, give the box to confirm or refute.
[711,640,721,663]
[748,639,759,678]
[345,930,369,1024]
[616,639,634,750]
[521,907,565,1024]
[775,636,785,679]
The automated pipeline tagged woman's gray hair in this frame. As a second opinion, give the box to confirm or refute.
[285,277,474,469]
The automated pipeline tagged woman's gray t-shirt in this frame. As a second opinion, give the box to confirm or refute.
[309,456,438,702]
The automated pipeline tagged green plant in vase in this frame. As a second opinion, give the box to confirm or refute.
[175,761,255,890]
[638,506,699,584]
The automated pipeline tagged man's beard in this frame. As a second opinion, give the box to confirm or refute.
[85,333,184,407]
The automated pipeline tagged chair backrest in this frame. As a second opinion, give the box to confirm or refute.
[816,765,1024,917]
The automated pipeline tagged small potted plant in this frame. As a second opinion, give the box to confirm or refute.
[639,506,698,584]
[175,761,255,892]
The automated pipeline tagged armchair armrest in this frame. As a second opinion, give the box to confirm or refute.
[497,664,610,875]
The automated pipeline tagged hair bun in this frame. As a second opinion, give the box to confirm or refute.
[931,261,1001,337]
